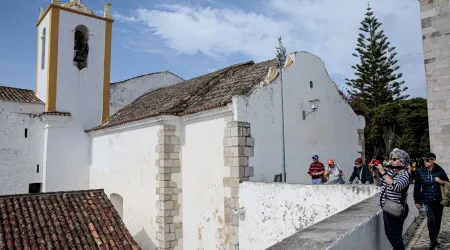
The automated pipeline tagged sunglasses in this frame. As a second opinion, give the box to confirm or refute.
[391,158,398,162]
[423,158,433,163]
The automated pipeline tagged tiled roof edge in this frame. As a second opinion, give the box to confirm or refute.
[0,189,105,199]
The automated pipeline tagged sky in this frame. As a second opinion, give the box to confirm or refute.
[0,0,426,97]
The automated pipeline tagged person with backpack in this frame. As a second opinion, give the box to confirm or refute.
[376,148,411,250]
[324,158,345,184]
[414,152,449,250]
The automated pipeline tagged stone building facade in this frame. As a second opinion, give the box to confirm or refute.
[420,0,450,170]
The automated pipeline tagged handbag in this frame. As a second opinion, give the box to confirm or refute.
[380,172,408,217]
[335,165,346,184]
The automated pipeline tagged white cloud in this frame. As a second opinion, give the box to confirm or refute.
[116,0,426,97]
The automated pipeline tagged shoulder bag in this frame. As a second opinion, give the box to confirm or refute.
[380,171,409,217]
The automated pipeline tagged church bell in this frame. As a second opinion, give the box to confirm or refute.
[73,50,86,63]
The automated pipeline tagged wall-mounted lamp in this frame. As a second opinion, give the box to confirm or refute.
[302,99,320,120]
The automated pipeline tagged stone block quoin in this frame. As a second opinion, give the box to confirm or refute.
[155,123,182,249]
[222,121,254,249]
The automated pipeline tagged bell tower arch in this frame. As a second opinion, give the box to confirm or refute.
[35,0,113,192]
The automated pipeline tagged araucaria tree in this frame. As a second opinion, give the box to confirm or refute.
[346,5,408,109]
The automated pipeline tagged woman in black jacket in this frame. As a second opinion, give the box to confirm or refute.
[347,157,373,184]
[414,152,449,250]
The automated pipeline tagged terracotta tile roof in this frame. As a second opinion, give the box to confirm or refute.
[0,86,43,104]
[0,189,140,249]
[87,59,277,132]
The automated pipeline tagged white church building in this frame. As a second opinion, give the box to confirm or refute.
[0,0,365,249]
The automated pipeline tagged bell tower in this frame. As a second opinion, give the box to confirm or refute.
[36,0,113,124]
[35,0,113,192]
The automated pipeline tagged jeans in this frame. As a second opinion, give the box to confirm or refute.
[383,204,409,250]
[425,202,444,246]
[312,178,322,184]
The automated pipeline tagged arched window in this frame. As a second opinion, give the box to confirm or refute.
[73,25,89,70]
[110,193,124,219]
[41,28,46,70]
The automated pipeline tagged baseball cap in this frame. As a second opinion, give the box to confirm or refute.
[312,154,319,159]
[372,155,376,159]
[422,152,436,160]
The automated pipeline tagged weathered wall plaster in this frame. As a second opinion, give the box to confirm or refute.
[233,51,364,184]
[0,101,44,195]
[268,188,418,250]
[90,125,160,249]
[420,0,450,171]
[110,72,183,115]
[238,182,379,250]
[181,115,230,250]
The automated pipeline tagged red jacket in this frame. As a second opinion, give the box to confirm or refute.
[308,161,325,179]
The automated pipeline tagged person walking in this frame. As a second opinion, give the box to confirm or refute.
[375,148,411,250]
[348,158,373,184]
[414,152,449,250]
[307,154,325,184]
[324,158,345,184]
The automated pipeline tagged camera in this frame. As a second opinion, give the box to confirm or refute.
[371,165,379,171]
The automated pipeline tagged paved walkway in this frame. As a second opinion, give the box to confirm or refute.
[407,207,450,250]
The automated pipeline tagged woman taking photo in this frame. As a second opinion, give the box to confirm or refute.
[375,148,411,250]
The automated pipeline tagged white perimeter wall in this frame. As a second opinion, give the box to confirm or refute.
[110,72,183,115]
[181,114,230,249]
[0,101,44,194]
[234,51,364,184]
[239,182,379,250]
[90,125,160,250]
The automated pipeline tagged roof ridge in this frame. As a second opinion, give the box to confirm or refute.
[0,189,105,199]
[111,70,184,85]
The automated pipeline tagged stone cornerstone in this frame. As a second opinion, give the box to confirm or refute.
[420,0,450,171]
[155,124,182,249]
[223,121,255,249]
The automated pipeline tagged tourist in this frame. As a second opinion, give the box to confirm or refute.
[307,154,325,184]
[376,148,411,250]
[324,158,345,184]
[347,158,373,184]
[369,155,381,171]
[370,155,382,186]
[413,152,449,250]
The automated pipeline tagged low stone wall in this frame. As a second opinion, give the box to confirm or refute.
[268,187,418,250]
[238,182,380,250]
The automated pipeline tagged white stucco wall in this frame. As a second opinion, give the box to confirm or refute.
[56,10,106,128]
[234,51,364,184]
[238,182,379,250]
[90,125,160,250]
[43,117,91,192]
[110,72,184,115]
[0,101,45,194]
[36,14,50,102]
[181,113,230,249]
[43,10,108,192]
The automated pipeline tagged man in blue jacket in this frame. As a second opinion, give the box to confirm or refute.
[414,152,449,250]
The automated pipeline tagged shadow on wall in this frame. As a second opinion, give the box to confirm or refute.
[134,228,156,250]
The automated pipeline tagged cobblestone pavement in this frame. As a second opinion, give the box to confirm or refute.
[407,207,450,250]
